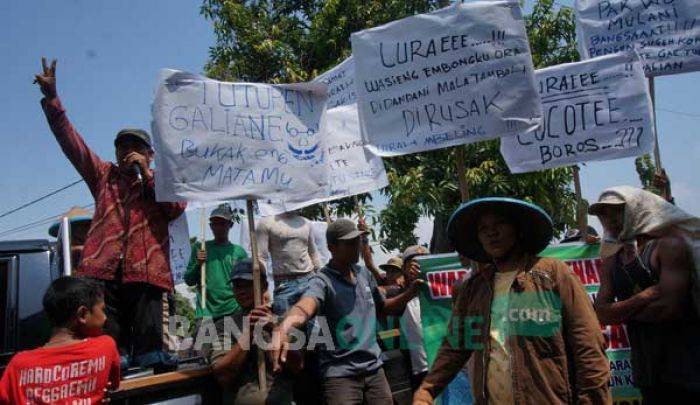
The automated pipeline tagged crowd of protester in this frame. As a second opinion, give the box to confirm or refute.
[1,58,699,405]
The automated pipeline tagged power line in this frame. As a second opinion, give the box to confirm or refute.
[657,108,700,119]
[0,203,94,239]
[0,179,84,220]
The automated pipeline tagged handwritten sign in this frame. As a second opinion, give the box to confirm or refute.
[350,0,542,157]
[309,58,389,204]
[501,52,654,173]
[318,104,389,199]
[576,0,700,76]
[152,69,331,206]
[168,213,191,285]
[315,56,357,108]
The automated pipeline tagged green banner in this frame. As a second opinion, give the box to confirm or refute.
[417,243,642,404]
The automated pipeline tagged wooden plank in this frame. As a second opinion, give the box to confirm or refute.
[116,366,211,392]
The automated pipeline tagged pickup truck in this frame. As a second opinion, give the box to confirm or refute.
[0,238,413,404]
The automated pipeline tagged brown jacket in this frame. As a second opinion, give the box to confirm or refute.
[414,256,610,404]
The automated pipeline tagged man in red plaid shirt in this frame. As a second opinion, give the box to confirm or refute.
[35,58,187,372]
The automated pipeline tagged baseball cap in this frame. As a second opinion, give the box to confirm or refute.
[379,257,404,273]
[402,245,429,261]
[588,192,626,216]
[326,218,368,244]
[114,128,152,149]
[210,204,234,222]
[229,259,268,284]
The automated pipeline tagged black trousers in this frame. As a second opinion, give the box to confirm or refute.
[640,385,700,405]
[96,279,171,359]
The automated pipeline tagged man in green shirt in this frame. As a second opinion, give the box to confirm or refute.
[184,204,248,322]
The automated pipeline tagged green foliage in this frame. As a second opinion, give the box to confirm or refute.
[173,290,196,336]
[635,154,660,193]
[201,0,580,252]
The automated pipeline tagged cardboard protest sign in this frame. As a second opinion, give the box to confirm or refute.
[255,106,389,211]
[314,56,357,108]
[539,243,641,402]
[303,59,389,204]
[416,254,474,405]
[576,0,700,76]
[351,0,542,157]
[168,213,191,285]
[151,69,330,207]
[501,52,654,173]
[418,244,641,404]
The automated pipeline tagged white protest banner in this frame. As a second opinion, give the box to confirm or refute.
[320,104,388,198]
[501,52,654,173]
[576,0,700,76]
[315,56,357,108]
[350,0,542,157]
[152,69,331,208]
[283,57,389,206]
[168,213,191,285]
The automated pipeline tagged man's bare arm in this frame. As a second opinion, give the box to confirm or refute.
[594,255,658,325]
[382,281,421,316]
[271,296,319,372]
[633,236,691,322]
[211,335,251,387]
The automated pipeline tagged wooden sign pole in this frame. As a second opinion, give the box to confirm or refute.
[199,208,207,310]
[322,203,332,224]
[648,77,663,171]
[572,166,588,241]
[245,199,267,391]
[455,147,471,202]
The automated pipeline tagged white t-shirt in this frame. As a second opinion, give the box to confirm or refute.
[256,214,322,277]
[402,297,429,375]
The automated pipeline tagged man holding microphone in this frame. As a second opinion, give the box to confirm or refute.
[35,58,187,371]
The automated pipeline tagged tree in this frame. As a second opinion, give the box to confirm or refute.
[635,154,659,193]
[173,290,196,337]
[201,0,580,253]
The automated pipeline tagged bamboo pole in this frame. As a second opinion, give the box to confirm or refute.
[199,208,207,309]
[572,166,588,241]
[322,203,332,224]
[246,199,267,391]
[455,146,471,202]
[648,77,663,171]
[60,216,72,276]
[455,146,478,271]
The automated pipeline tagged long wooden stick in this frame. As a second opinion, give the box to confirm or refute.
[455,146,471,202]
[246,199,267,391]
[60,216,72,276]
[648,77,663,171]
[199,208,207,309]
[322,203,332,224]
[572,166,588,241]
[455,146,478,270]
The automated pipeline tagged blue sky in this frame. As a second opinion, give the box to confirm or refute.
[1,0,699,245]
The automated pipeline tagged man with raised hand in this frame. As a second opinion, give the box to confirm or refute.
[35,58,187,372]
[591,187,700,403]
[272,218,422,404]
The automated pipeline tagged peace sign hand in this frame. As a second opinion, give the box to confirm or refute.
[34,57,57,99]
